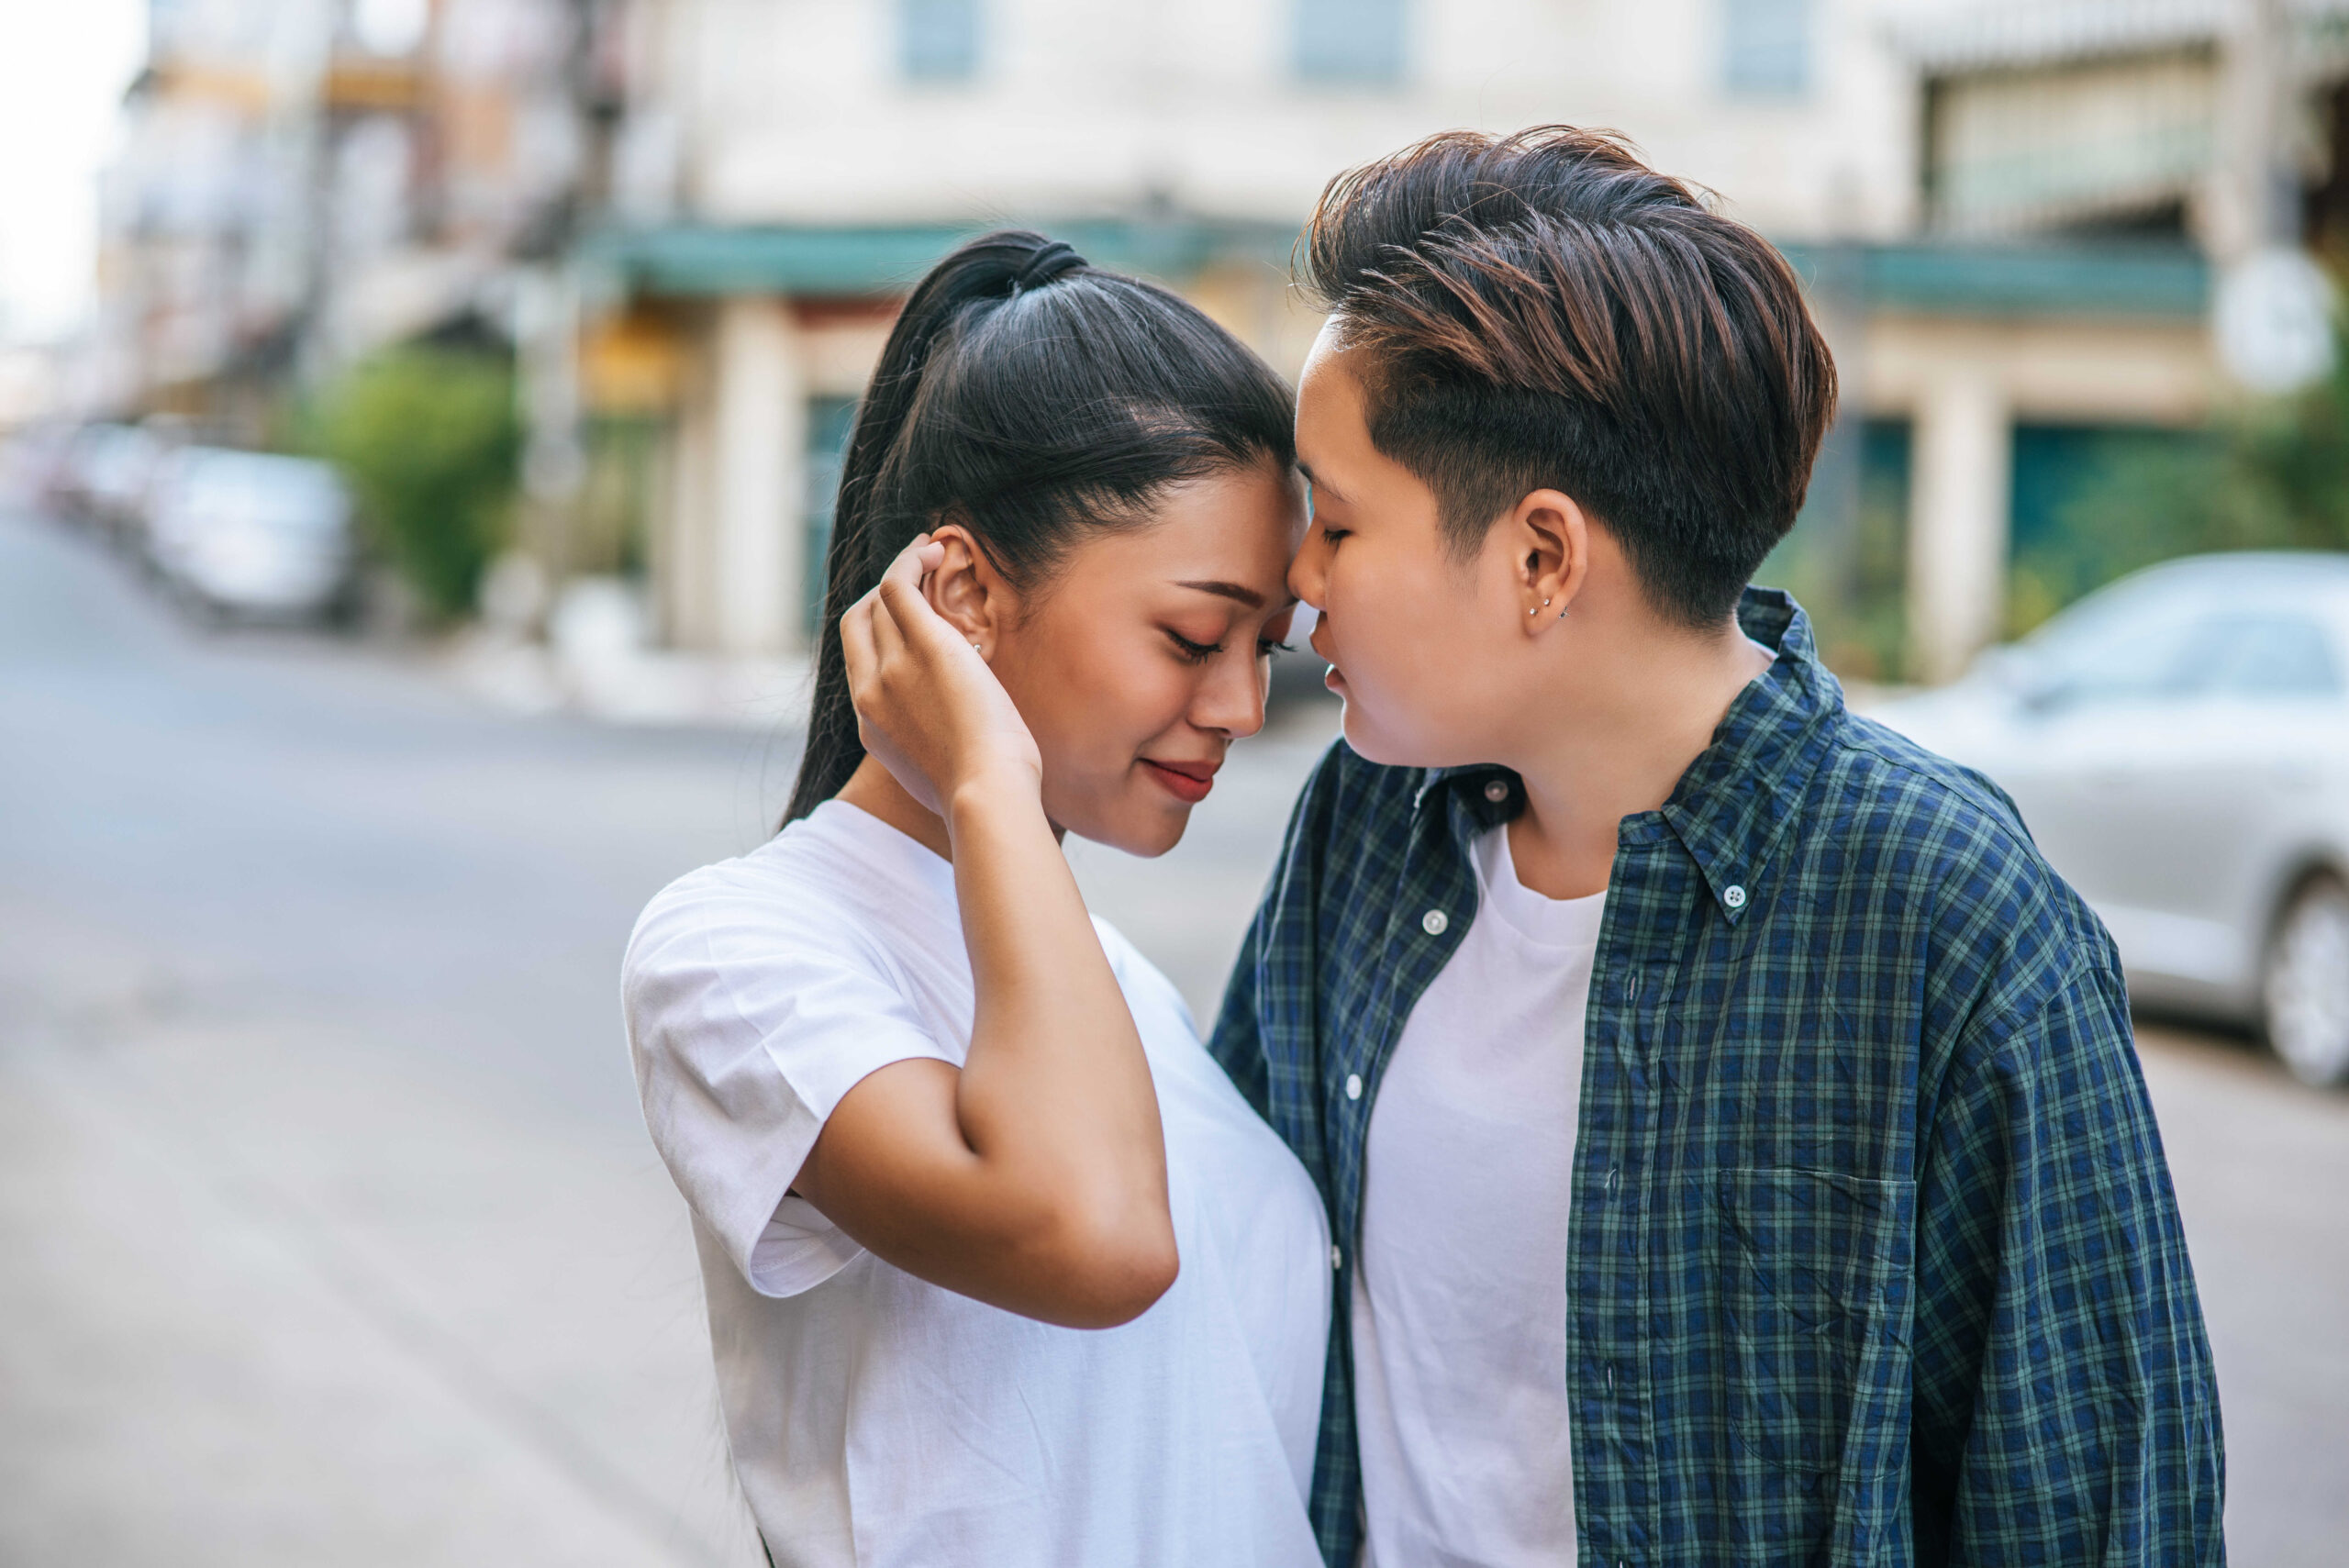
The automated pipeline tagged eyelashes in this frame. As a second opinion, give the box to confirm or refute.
[1166,631,1295,663]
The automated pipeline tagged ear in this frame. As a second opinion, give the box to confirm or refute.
[922,521,1011,651]
[1503,488,1591,627]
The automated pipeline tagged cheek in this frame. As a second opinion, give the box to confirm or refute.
[1335,550,1451,682]
[1014,632,1187,793]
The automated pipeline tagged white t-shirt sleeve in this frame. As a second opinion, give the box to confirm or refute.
[623,869,958,1298]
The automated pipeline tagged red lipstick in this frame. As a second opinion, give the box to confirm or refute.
[1141,757,1219,804]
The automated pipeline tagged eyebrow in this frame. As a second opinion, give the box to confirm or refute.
[1296,462,1345,505]
[1174,579,1269,609]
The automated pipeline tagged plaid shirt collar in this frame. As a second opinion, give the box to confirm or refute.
[1412,586,1840,927]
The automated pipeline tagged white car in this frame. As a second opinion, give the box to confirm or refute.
[65,422,170,542]
[1872,552,2349,1085]
[145,449,356,623]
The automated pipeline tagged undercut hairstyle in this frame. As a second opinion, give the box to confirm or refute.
[1299,126,1837,628]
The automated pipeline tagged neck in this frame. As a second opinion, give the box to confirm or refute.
[1503,617,1775,900]
[831,755,1069,861]
[836,756,955,861]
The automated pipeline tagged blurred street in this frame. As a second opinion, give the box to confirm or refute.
[3,503,2345,1566]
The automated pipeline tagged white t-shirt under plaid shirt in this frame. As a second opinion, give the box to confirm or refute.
[1353,820,1605,1567]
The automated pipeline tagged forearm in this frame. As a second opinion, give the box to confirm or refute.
[946,774,1171,1239]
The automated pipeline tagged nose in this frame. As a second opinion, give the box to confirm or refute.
[1193,644,1269,741]
[1287,519,1328,612]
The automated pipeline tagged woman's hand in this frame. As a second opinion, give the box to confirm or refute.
[840,536,1043,818]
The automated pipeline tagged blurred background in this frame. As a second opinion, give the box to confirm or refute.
[2,0,2345,1563]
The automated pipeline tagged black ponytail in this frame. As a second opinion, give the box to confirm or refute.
[784,229,1296,826]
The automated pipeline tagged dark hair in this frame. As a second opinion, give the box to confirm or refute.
[1299,126,1836,628]
[785,229,1297,825]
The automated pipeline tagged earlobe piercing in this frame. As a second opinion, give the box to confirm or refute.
[1529,597,1552,616]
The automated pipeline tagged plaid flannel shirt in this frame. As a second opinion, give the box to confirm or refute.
[1209,589,2224,1568]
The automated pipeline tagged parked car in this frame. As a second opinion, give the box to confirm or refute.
[0,420,80,513]
[62,422,170,543]
[1872,552,2349,1086]
[144,448,356,623]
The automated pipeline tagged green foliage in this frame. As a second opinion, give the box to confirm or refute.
[306,347,521,619]
[2009,334,2349,636]
[1757,419,1913,683]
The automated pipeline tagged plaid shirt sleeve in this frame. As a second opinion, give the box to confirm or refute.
[1911,889,2225,1562]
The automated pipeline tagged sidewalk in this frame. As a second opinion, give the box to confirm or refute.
[440,629,814,732]
[0,908,760,1568]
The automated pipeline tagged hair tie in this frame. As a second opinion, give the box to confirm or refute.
[1012,240,1085,293]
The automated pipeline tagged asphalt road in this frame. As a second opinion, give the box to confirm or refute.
[2,507,2343,1564]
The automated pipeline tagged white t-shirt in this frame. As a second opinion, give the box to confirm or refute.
[622,800,1330,1568]
[1352,821,1606,1568]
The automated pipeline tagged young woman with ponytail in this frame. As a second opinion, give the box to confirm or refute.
[622,232,1328,1566]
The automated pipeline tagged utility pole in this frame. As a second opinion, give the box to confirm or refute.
[2208,0,2337,393]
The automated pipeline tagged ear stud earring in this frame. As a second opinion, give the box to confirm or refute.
[1529,597,1552,616]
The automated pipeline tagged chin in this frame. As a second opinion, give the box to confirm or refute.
[1339,697,1463,772]
[1063,797,1191,859]
[1338,701,1411,768]
[1107,810,1190,859]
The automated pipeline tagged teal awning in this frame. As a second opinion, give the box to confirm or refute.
[1780,239,2208,318]
[581,217,1301,299]
[586,220,2210,322]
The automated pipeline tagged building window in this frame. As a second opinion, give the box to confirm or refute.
[901,0,980,82]
[1723,0,1809,97]
[1296,0,1406,86]
[804,396,860,638]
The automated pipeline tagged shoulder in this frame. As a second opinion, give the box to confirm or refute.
[1811,711,2118,1030]
[623,828,892,1012]
[1818,711,2050,891]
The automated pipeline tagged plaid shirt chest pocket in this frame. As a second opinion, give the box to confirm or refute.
[1705,1167,1915,1480]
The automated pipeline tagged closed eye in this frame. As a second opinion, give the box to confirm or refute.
[1165,630,1220,664]
[1259,638,1293,658]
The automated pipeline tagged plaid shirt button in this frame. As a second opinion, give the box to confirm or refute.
[1723,884,1747,909]
[1421,908,1449,935]
[1330,1244,1342,1271]
[1345,1073,1364,1101]
[1483,779,1509,803]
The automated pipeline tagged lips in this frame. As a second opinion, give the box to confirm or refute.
[1309,615,1342,691]
[1140,757,1219,805]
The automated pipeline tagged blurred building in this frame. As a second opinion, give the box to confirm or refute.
[1872,0,2349,677]
[580,0,2348,679]
[85,0,2349,682]
[91,0,608,438]
[578,0,1927,661]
